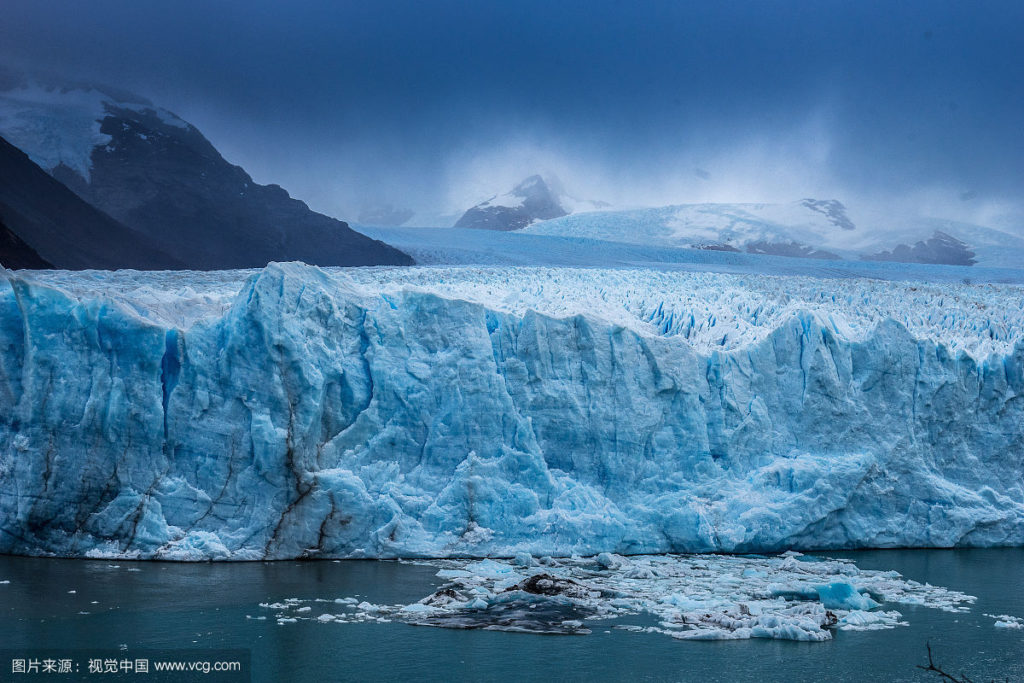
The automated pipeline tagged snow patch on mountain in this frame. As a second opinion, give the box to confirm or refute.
[524,201,864,257]
[0,83,112,181]
[0,79,192,183]
[455,175,569,231]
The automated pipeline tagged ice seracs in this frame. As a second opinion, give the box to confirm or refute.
[2,263,1023,560]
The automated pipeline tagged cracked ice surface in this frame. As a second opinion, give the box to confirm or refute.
[2,263,1024,559]
[21,265,1024,356]
[260,553,975,641]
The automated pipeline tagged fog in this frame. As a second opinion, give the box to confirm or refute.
[2,0,1022,226]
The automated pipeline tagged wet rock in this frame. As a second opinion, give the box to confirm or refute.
[421,587,461,606]
[511,573,595,599]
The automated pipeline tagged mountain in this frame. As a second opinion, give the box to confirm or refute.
[523,199,862,260]
[0,73,412,269]
[0,218,51,270]
[0,134,181,270]
[524,199,1024,267]
[864,231,976,266]
[454,175,570,231]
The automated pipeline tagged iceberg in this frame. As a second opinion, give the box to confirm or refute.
[1,263,1023,559]
[814,582,880,611]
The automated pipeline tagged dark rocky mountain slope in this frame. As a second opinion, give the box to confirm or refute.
[0,135,180,270]
[864,231,977,266]
[53,105,413,269]
[0,76,412,269]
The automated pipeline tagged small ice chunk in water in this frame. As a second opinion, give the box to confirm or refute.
[401,603,435,614]
[513,552,535,567]
[985,613,1024,629]
[815,582,881,611]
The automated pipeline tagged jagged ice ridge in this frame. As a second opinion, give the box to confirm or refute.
[1,263,1023,559]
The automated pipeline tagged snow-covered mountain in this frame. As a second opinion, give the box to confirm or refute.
[524,199,1023,267]
[0,71,412,269]
[455,175,568,230]
[454,175,607,231]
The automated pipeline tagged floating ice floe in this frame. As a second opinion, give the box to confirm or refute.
[260,553,975,641]
[984,613,1024,630]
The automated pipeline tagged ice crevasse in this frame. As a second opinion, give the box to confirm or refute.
[0,262,1022,560]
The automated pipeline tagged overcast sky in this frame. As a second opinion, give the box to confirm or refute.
[2,0,1022,224]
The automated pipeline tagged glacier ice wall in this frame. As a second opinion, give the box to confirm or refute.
[1,263,1023,559]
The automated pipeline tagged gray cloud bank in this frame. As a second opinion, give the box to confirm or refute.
[1,0,1022,226]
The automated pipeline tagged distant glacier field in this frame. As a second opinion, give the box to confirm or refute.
[2,262,1023,559]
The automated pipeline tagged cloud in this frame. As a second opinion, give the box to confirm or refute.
[0,1,1021,223]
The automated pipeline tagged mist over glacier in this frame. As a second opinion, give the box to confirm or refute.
[2,263,1022,560]
[2,2,1022,229]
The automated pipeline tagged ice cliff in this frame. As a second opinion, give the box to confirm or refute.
[1,263,1023,559]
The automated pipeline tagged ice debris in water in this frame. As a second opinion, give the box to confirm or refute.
[984,613,1024,630]
[261,553,975,641]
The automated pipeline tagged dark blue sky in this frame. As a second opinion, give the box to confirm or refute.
[2,0,1022,223]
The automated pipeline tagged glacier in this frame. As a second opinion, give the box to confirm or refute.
[521,202,1024,269]
[359,225,1024,285]
[1,262,1023,560]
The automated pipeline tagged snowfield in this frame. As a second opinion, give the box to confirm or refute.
[360,225,1024,282]
[521,202,1024,269]
[2,262,1024,559]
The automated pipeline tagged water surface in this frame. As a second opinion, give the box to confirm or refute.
[1,549,1021,681]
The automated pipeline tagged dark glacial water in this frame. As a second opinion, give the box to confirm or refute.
[1,549,1022,682]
